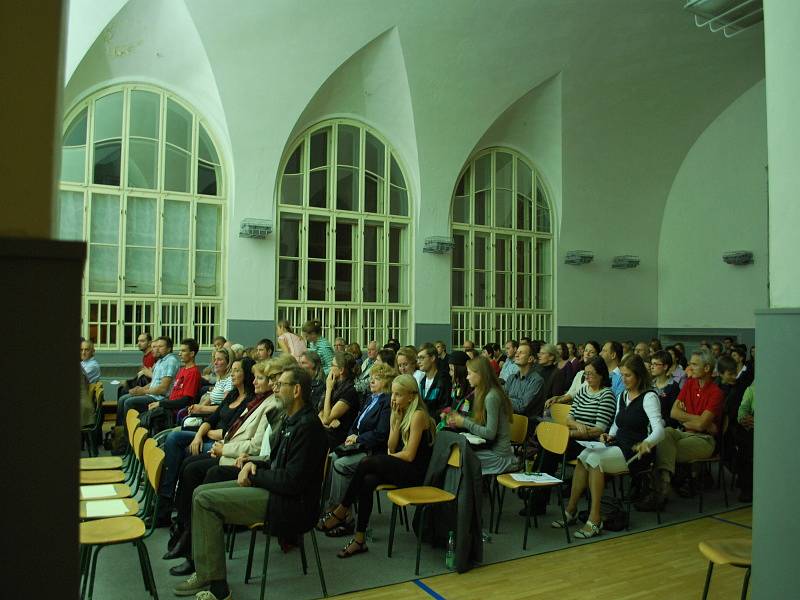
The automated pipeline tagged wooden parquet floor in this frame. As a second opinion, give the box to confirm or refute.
[333,507,753,600]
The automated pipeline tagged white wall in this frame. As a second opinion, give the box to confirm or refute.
[659,80,768,329]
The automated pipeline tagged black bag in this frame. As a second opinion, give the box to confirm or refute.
[578,495,628,531]
[138,406,175,436]
[333,442,366,457]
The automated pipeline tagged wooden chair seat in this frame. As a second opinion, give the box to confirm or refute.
[699,538,751,566]
[496,472,561,491]
[80,498,139,519]
[80,469,125,484]
[376,483,398,491]
[80,516,146,545]
[386,486,455,507]
[80,483,131,500]
[80,456,123,470]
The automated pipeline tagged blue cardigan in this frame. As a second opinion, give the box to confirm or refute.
[348,392,391,452]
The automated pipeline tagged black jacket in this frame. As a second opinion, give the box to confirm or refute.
[347,392,391,452]
[420,369,452,414]
[252,402,328,537]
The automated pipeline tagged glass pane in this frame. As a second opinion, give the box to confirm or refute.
[310,129,328,169]
[129,90,160,139]
[517,161,532,197]
[89,245,118,293]
[390,155,405,188]
[285,144,302,174]
[90,194,119,244]
[496,273,508,308]
[365,172,384,213]
[474,234,488,270]
[309,170,327,208]
[536,275,552,309]
[496,152,513,189]
[198,124,219,164]
[166,99,192,151]
[389,185,407,216]
[452,270,465,306]
[336,221,353,260]
[335,263,352,301]
[128,138,158,189]
[308,220,327,259]
[363,264,377,302]
[389,226,403,263]
[57,190,83,241]
[365,132,385,177]
[163,200,190,248]
[496,189,513,228]
[125,247,155,294]
[64,108,87,146]
[516,238,531,273]
[307,261,326,301]
[453,195,469,224]
[455,168,470,196]
[195,250,219,296]
[516,193,533,231]
[388,265,402,303]
[452,232,466,268]
[495,236,509,271]
[196,203,220,251]
[363,223,381,262]
[165,146,191,193]
[279,216,300,257]
[281,173,302,205]
[61,146,86,183]
[336,166,358,211]
[94,92,123,140]
[474,154,491,191]
[474,190,489,225]
[516,275,531,309]
[278,260,299,300]
[536,183,551,232]
[536,238,552,275]
[161,249,189,295]
[337,125,359,167]
[93,140,121,186]
[197,162,220,196]
[474,271,486,307]
[126,197,157,246]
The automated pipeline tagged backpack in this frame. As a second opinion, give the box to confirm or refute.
[578,495,628,531]
[138,406,175,436]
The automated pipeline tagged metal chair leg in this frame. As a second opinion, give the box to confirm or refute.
[228,526,237,558]
[299,535,308,574]
[310,530,328,597]
[387,504,398,557]
[376,490,382,514]
[403,506,410,532]
[80,545,91,600]
[701,561,714,600]
[494,486,506,534]
[740,566,751,600]
[720,462,729,508]
[523,490,532,550]
[415,505,426,575]
[87,545,103,600]
[137,539,159,600]
[259,533,272,600]
[245,529,258,583]
[556,485,571,544]
[134,540,150,592]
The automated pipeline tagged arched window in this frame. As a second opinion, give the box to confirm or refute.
[277,120,411,345]
[451,148,553,347]
[57,84,225,349]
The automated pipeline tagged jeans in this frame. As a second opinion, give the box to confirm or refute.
[161,430,213,498]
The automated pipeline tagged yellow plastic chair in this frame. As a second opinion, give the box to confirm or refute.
[698,537,751,600]
[549,403,571,425]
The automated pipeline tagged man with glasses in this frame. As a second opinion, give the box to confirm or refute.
[174,366,327,600]
[354,340,379,395]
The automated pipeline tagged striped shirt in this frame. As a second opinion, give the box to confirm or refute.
[569,384,617,432]
[309,337,334,375]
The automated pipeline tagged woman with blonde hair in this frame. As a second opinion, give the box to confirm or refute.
[318,374,436,558]
[447,356,515,474]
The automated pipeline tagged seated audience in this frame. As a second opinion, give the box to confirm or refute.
[384,338,401,353]
[117,332,155,396]
[145,338,202,416]
[320,352,360,448]
[254,338,274,362]
[318,374,436,558]
[230,343,245,360]
[498,339,520,383]
[537,343,568,403]
[395,346,420,379]
[323,363,394,533]
[463,339,475,353]
[185,348,235,418]
[434,340,449,369]
[481,344,501,375]
[731,343,753,387]
[651,349,723,503]
[303,319,334,375]
[354,341,379,395]
[376,347,396,368]
[504,343,544,416]
[275,321,305,358]
[447,351,473,418]
[554,355,664,537]
[634,341,651,365]
[172,365,327,600]
[555,342,574,384]
[202,336,228,382]
[80,339,101,384]
[546,340,601,408]
[447,356,515,475]
[735,382,754,502]
[346,342,362,365]
[650,350,681,427]
[117,336,179,426]
[416,343,452,414]
[333,337,348,353]
[299,350,325,411]
[667,345,688,389]
[649,338,663,354]
[600,341,624,398]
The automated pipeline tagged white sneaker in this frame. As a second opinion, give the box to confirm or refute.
[195,591,231,600]
[173,573,209,597]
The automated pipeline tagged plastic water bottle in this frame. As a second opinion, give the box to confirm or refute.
[445,530,455,570]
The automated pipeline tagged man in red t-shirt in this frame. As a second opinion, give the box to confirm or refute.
[654,348,723,499]
[148,338,202,413]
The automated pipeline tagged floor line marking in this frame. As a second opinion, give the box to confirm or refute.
[413,578,447,600]
[710,515,752,529]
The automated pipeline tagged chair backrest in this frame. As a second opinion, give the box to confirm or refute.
[447,445,461,467]
[126,409,140,441]
[535,421,569,455]
[549,403,571,425]
[133,427,149,460]
[509,414,529,444]
[143,437,165,491]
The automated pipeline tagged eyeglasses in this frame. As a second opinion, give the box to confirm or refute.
[274,380,297,389]
[267,373,281,382]
[650,362,665,368]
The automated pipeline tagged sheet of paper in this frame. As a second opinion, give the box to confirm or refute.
[511,472,563,484]
[459,432,486,445]
[576,441,607,449]
[80,484,117,499]
[84,499,129,518]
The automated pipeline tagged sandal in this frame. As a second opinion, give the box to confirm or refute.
[574,519,603,539]
[316,511,346,532]
[325,520,355,538]
[336,537,368,558]
[551,510,577,529]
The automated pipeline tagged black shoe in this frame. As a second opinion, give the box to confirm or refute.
[167,521,183,552]
[169,559,195,576]
[163,531,190,560]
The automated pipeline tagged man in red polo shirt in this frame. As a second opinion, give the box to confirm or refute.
[653,348,723,501]
[147,337,202,414]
